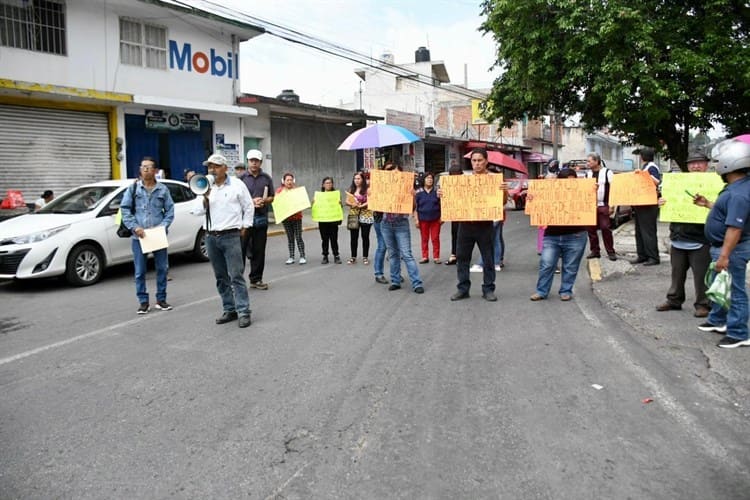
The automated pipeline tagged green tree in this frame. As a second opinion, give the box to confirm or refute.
[480,0,750,170]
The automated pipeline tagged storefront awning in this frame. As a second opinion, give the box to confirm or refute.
[523,152,552,163]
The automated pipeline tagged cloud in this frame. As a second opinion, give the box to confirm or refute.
[233,0,498,105]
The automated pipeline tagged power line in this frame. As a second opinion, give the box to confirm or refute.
[191,0,488,101]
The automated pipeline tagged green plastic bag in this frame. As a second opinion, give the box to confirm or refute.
[705,262,732,310]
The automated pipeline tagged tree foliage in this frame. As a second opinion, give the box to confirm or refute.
[480,0,750,169]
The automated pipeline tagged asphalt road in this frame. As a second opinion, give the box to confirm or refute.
[1,211,748,499]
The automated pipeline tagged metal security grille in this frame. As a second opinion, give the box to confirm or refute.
[0,0,66,55]
[119,17,167,69]
[0,104,111,201]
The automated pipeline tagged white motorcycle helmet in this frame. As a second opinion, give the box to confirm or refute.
[712,138,750,175]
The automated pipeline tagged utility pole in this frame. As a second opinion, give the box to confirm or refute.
[551,112,559,160]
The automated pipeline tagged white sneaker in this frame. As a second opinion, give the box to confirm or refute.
[470,264,483,273]
[299,257,307,265]
[285,258,294,265]
[494,265,501,271]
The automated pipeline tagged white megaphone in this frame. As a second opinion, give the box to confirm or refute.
[189,174,215,195]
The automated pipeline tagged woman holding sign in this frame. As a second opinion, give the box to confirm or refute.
[345,171,374,265]
[277,173,307,265]
[314,177,343,264]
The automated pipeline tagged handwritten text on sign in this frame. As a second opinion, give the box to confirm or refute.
[311,190,344,222]
[271,186,311,223]
[609,171,658,206]
[527,178,597,226]
[440,174,504,221]
[368,169,415,214]
[659,173,725,223]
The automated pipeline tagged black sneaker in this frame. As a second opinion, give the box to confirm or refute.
[137,303,150,314]
[388,284,401,291]
[414,287,424,294]
[321,256,329,264]
[154,301,173,311]
[717,336,750,348]
[698,322,726,333]
[375,276,388,284]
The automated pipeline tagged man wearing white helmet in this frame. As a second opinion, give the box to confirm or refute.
[240,149,274,290]
[693,138,750,348]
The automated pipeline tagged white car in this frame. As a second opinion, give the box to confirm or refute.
[0,180,207,286]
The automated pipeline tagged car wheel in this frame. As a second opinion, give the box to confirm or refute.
[65,244,104,286]
[192,230,208,261]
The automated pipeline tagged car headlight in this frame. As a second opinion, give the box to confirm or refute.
[9,225,70,244]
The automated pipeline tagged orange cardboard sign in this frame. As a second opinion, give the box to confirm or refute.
[440,174,504,221]
[608,171,658,206]
[368,169,415,214]
[526,178,597,226]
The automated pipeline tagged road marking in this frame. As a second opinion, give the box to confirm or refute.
[577,299,741,470]
[0,267,325,367]
[0,295,211,366]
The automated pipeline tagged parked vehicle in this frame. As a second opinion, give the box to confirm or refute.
[507,177,529,210]
[0,179,207,286]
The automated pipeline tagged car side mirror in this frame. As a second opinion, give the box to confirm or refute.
[98,206,118,217]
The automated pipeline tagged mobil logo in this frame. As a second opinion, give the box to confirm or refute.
[169,40,238,78]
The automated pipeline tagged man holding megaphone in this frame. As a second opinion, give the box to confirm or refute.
[192,153,255,328]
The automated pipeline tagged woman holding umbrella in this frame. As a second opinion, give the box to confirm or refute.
[345,171,374,264]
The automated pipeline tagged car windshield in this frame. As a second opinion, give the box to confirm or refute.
[38,186,119,214]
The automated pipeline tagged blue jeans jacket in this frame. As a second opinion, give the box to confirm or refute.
[121,181,175,235]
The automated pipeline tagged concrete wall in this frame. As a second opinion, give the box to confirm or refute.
[0,0,249,104]
[269,118,360,197]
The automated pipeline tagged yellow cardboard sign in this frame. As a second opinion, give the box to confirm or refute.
[272,186,311,223]
[659,172,725,223]
[440,174,504,221]
[368,169,415,214]
[526,178,597,226]
[609,171,658,206]
[311,190,344,222]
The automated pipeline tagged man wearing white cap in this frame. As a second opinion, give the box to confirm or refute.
[240,149,274,290]
[193,153,255,328]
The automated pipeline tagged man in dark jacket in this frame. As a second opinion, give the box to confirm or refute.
[656,151,711,317]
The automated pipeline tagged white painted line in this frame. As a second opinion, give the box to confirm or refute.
[0,266,324,367]
[0,295,213,366]
[576,300,738,468]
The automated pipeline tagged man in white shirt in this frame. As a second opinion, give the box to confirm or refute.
[193,153,255,328]
[585,152,617,261]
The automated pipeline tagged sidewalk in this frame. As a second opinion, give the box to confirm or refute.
[591,220,750,403]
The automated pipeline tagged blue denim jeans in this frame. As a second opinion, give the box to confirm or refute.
[206,232,251,316]
[478,221,504,266]
[373,221,387,278]
[132,238,168,304]
[536,231,587,297]
[707,242,750,341]
[381,218,423,289]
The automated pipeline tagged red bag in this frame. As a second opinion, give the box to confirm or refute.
[0,190,26,209]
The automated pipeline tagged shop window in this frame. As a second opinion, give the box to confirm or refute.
[0,0,66,55]
[119,17,166,69]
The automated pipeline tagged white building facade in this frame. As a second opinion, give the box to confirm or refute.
[0,0,267,200]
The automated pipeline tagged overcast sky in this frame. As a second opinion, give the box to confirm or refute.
[227,0,499,107]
